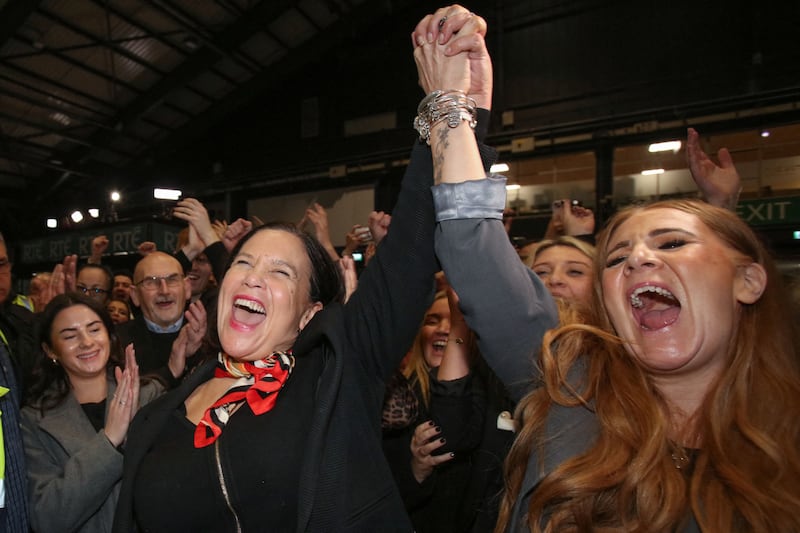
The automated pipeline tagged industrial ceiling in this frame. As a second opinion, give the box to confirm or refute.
[1,0,799,243]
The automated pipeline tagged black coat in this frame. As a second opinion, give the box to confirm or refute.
[113,138,441,532]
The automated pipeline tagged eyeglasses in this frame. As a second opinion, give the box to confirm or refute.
[0,258,9,273]
[77,285,109,296]
[136,274,184,291]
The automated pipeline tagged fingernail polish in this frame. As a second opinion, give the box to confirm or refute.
[439,437,446,444]
[435,426,441,432]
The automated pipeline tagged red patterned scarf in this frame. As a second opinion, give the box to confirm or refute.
[194,351,295,448]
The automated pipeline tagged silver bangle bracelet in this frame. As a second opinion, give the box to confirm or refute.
[413,89,477,145]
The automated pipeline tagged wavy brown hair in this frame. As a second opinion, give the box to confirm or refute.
[496,199,800,532]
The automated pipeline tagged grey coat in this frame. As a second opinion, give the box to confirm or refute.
[21,377,162,533]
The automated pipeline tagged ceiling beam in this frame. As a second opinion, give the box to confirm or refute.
[0,0,44,46]
[58,0,297,177]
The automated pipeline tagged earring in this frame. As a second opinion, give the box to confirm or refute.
[51,358,58,365]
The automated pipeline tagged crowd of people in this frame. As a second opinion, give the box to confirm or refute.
[0,4,797,532]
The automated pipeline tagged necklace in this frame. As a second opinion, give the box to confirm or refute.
[670,447,690,470]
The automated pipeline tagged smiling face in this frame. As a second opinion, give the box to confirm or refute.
[217,229,322,361]
[533,245,594,306]
[46,304,110,383]
[601,207,758,385]
[418,296,450,368]
[112,274,133,301]
[131,252,190,328]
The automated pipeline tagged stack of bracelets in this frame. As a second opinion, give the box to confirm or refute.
[413,89,477,145]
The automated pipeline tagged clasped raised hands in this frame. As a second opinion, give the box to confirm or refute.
[412,5,491,109]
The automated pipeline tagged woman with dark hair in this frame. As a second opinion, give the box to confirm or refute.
[417,11,800,531]
[111,6,493,531]
[21,293,163,533]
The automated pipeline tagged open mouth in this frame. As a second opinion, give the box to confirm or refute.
[234,298,265,314]
[231,297,266,327]
[630,285,680,330]
[431,339,447,353]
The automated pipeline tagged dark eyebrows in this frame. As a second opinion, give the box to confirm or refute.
[271,258,298,277]
[58,320,103,336]
[235,252,300,279]
[607,227,696,254]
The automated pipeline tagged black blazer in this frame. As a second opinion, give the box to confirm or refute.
[113,136,459,532]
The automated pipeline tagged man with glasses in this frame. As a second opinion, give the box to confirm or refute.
[117,252,206,388]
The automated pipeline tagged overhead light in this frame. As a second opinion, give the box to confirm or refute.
[491,163,510,173]
[110,191,121,202]
[49,112,72,126]
[70,210,84,223]
[648,140,681,153]
[46,218,57,229]
[154,188,182,201]
[506,184,521,191]
[641,168,665,175]
[761,130,771,138]
[88,208,100,218]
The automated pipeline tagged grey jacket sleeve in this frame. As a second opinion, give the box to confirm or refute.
[22,410,123,533]
[433,176,559,403]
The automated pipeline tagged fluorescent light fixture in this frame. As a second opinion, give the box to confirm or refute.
[491,163,510,173]
[154,188,182,201]
[648,140,681,153]
[110,191,121,202]
[70,210,84,223]
[88,208,100,218]
[506,184,521,191]
[641,168,665,176]
[46,218,57,229]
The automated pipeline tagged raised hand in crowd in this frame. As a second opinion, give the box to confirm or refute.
[137,241,157,256]
[367,211,392,245]
[544,200,594,239]
[341,226,362,257]
[167,299,207,380]
[686,127,741,210]
[338,255,358,303]
[47,254,77,300]
[106,344,141,447]
[88,234,109,264]
[560,200,595,236]
[301,202,340,262]
[172,198,221,260]
[220,218,253,253]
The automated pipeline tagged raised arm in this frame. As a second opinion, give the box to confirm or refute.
[686,127,741,210]
[417,7,559,401]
